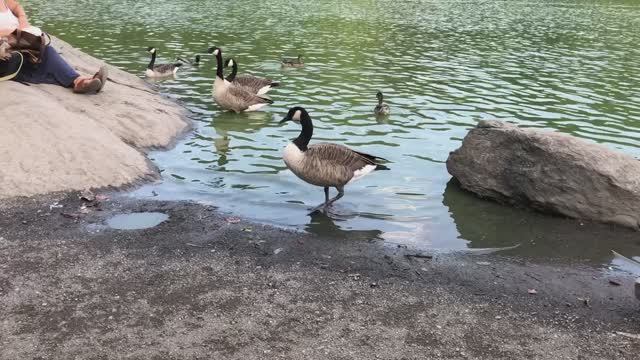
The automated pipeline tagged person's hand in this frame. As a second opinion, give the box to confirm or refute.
[0,38,11,60]
[18,19,30,30]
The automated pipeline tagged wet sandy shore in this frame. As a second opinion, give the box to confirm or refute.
[1,192,639,359]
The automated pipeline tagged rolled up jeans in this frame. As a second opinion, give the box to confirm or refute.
[14,45,79,87]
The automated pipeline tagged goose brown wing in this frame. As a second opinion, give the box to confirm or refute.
[227,84,273,105]
[153,63,177,73]
[234,75,274,90]
[304,143,378,185]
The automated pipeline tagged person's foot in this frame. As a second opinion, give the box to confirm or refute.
[93,65,108,93]
[73,77,102,94]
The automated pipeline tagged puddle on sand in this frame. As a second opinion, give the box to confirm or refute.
[106,212,169,230]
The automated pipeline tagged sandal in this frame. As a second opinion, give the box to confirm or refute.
[93,65,108,93]
[73,77,102,94]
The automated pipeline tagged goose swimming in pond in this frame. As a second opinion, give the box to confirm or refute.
[177,54,201,66]
[374,91,390,116]
[207,47,273,112]
[145,47,182,78]
[281,55,304,68]
[224,58,280,95]
[279,106,389,212]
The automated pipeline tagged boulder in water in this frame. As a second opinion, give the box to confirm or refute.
[446,120,640,230]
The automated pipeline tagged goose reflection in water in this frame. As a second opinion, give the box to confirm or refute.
[209,111,273,168]
[442,180,640,264]
[305,210,383,242]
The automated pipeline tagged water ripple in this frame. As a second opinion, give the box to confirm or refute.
[25,0,640,259]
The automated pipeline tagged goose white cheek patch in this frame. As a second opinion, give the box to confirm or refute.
[292,110,302,121]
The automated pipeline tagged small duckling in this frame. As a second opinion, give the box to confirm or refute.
[281,54,304,68]
[176,54,201,66]
[374,91,390,116]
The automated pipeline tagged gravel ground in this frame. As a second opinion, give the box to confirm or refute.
[0,192,639,359]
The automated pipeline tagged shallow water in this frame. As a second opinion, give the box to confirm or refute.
[106,212,169,230]
[25,0,640,265]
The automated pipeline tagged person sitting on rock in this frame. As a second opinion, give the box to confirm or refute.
[0,0,106,93]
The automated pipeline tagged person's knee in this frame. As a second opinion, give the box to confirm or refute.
[41,45,56,60]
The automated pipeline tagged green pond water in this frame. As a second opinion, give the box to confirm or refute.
[25,0,640,265]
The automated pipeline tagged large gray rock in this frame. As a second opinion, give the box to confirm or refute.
[446,120,640,230]
[0,37,190,199]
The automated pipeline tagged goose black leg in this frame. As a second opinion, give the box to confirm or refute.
[309,187,331,213]
[326,186,345,207]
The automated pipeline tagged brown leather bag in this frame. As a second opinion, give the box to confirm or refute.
[7,29,51,64]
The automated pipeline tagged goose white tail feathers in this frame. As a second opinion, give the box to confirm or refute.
[349,164,377,184]
[247,101,272,112]
[352,150,390,171]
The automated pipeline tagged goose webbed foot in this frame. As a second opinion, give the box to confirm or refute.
[308,187,344,215]
[308,187,332,215]
[327,187,345,207]
[308,203,338,216]
[309,203,328,215]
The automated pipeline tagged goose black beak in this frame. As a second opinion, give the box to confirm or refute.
[206,47,215,54]
[279,117,291,124]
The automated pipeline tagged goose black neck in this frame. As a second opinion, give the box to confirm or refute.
[227,61,238,82]
[148,52,156,69]
[293,113,313,151]
[215,51,224,80]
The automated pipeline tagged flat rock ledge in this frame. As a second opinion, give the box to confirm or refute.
[447,120,640,230]
[0,36,190,199]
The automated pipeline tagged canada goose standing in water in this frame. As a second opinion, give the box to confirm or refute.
[224,58,280,95]
[280,107,389,211]
[145,47,182,78]
[374,91,390,116]
[281,55,304,68]
[207,47,273,112]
